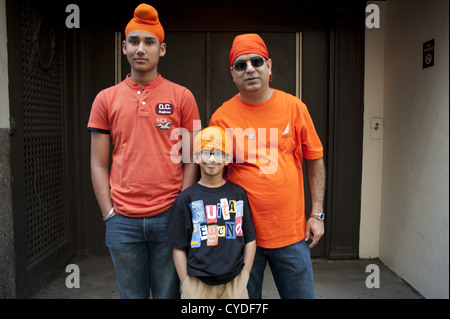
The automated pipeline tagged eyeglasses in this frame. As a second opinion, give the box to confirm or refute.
[232,56,266,72]
[200,149,224,159]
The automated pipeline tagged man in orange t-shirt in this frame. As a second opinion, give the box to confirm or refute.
[209,34,326,299]
[88,4,200,299]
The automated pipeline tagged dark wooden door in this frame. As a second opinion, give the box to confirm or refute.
[7,0,77,297]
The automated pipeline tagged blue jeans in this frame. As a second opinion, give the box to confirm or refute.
[105,212,180,299]
[247,240,315,299]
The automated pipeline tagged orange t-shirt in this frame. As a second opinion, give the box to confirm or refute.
[209,89,323,248]
[88,74,200,217]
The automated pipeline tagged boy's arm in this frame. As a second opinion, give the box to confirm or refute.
[173,248,188,284]
[243,240,256,273]
[90,131,113,218]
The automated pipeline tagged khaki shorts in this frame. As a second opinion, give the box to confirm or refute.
[181,267,250,299]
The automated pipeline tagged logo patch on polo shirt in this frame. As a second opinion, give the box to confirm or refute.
[155,103,174,115]
[156,118,173,130]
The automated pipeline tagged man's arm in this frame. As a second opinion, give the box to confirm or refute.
[304,157,326,248]
[90,131,113,218]
[181,130,200,191]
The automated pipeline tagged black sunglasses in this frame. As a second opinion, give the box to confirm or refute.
[233,56,266,72]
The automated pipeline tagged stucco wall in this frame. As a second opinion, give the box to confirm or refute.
[379,0,449,299]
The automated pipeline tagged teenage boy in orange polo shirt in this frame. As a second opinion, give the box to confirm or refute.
[88,4,200,299]
[209,34,326,299]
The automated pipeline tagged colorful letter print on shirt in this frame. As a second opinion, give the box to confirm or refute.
[190,199,244,248]
[190,200,206,224]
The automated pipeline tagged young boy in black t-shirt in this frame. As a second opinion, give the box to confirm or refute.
[166,126,256,299]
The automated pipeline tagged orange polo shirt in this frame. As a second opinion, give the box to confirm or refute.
[88,74,200,217]
[209,89,323,248]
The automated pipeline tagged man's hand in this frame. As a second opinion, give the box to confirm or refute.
[304,157,326,248]
[305,217,324,248]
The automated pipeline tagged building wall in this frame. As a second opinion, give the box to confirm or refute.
[360,1,385,258]
[379,0,449,298]
[0,0,8,128]
[0,0,16,298]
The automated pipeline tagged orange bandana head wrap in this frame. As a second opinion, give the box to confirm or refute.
[193,126,232,155]
[229,33,271,81]
[125,3,164,43]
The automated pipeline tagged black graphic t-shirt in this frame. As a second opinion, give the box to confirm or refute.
[166,181,256,285]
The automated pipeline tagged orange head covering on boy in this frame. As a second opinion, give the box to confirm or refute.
[193,126,232,156]
[125,3,164,43]
[229,33,272,81]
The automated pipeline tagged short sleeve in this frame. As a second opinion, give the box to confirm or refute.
[180,88,201,132]
[87,90,110,132]
[242,191,256,243]
[165,195,193,250]
[298,102,323,160]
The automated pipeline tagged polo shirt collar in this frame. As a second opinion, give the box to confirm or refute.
[125,74,164,90]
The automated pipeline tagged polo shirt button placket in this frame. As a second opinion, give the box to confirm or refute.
[139,100,149,117]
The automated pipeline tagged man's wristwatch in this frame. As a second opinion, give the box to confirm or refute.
[310,212,325,221]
